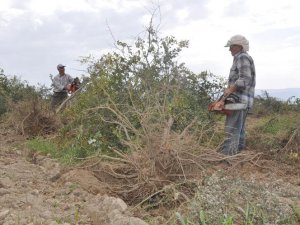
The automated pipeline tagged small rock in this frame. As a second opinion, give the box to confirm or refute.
[36,154,46,163]
[73,190,82,197]
[0,188,10,196]
[31,189,39,195]
[3,220,15,225]
[20,182,27,188]
[0,181,5,188]
[0,209,9,220]
[85,195,149,225]
[49,172,62,182]
[40,210,52,219]
[1,177,13,187]
[48,221,59,225]
[63,204,71,211]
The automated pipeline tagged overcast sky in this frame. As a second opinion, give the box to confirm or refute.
[1,0,300,89]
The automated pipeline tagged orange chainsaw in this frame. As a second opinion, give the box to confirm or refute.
[68,77,81,94]
[208,94,247,116]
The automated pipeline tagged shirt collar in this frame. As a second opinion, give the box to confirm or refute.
[233,50,246,59]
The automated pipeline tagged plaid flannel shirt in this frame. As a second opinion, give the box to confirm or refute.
[228,51,256,108]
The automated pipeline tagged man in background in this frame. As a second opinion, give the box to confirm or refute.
[221,35,256,155]
[50,64,73,110]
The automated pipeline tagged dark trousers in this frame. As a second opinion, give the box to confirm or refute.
[51,92,68,110]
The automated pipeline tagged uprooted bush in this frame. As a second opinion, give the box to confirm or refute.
[77,116,261,207]
[51,25,269,210]
[5,98,61,136]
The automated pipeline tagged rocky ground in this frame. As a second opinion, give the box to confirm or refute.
[0,129,300,225]
[0,130,148,225]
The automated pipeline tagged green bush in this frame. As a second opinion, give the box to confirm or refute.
[253,91,300,116]
[0,68,51,117]
[247,112,300,155]
[60,26,224,156]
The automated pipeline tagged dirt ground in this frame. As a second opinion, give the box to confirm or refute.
[0,128,299,225]
[0,129,147,225]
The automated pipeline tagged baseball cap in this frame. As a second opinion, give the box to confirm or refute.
[57,64,66,69]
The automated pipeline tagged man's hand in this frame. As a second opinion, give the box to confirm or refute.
[214,100,225,110]
[208,98,225,111]
[65,84,71,91]
[224,85,237,97]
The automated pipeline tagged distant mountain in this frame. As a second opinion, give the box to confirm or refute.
[256,88,300,101]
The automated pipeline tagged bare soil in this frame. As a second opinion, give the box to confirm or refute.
[0,128,299,225]
[0,129,146,225]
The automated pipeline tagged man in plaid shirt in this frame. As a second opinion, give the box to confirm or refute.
[221,35,256,155]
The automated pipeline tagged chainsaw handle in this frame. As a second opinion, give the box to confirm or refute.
[217,94,227,102]
[218,93,240,102]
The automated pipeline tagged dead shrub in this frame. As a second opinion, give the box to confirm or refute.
[282,125,300,161]
[76,113,261,208]
[5,99,62,136]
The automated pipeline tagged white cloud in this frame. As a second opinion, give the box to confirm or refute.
[27,0,95,15]
[0,0,12,9]
[175,8,189,22]
[161,0,300,89]
[0,8,24,27]
[24,0,147,16]
[0,0,300,90]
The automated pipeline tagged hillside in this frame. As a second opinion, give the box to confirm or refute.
[256,88,300,100]
[1,29,300,225]
[0,114,299,225]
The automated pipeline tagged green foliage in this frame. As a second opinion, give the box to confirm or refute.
[176,212,192,225]
[176,206,266,225]
[199,210,208,225]
[61,26,223,156]
[261,116,292,134]
[26,134,97,164]
[287,96,300,107]
[0,95,6,116]
[248,91,300,155]
[247,112,300,153]
[0,68,50,116]
[219,215,234,225]
[261,115,299,135]
[58,125,99,164]
[290,204,300,221]
[237,204,258,225]
[26,138,58,157]
[253,91,300,116]
[253,91,284,115]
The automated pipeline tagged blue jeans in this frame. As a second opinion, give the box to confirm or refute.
[221,109,248,155]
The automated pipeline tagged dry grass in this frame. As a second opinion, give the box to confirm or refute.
[5,99,62,136]
[75,116,262,210]
[246,113,300,163]
[282,125,300,161]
